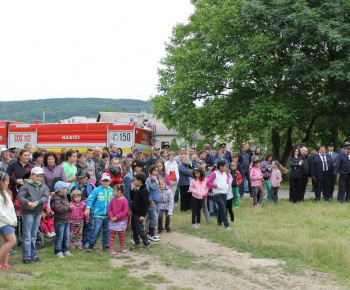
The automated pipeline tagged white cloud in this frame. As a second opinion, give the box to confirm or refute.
[0,0,194,101]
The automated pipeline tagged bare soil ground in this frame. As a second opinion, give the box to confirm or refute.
[110,232,347,290]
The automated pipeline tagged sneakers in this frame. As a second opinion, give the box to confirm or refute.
[87,245,95,252]
[149,236,160,242]
[192,224,198,229]
[23,259,33,264]
[196,224,201,228]
[84,242,89,248]
[102,246,109,252]
[130,239,135,245]
[109,250,117,255]
[33,257,43,263]
[70,243,76,249]
[50,232,56,237]
[166,227,171,233]
[77,243,83,250]
[120,249,127,253]
[64,251,73,256]
[158,230,163,234]
[56,252,65,258]
[225,226,231,231]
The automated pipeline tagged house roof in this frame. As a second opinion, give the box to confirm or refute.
[97,112,179,136]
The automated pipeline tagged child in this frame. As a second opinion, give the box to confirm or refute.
[85,173,114,252]
[70,190,88,250]
[86,168,96,186]
[130,173,151,250]
[105,158,123,187]
[157,178,174,233]
[145,165,160,242]
[230,162,242,208]
[226,172,234,222]
[0,172,17,269]
[189,168,207,228]
[18,167,49,263]
[51,181,74,258]
[269,161,288,204]
[250,161,266,207]
[72,169,95,200]
[202,166,211,223]
[108,184,129,254]
[40,203,55,238]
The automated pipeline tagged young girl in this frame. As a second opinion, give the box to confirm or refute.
[189,168,207,228]
[41,203,55,238]
[0,172,17,269]
[270,161,288,204]
[145,165,161,242]
[51,181,74,258]
[226,172,234,222]
[69,190,88,249]
[158,178,174,233]
[155,160,171,187]
[230,162,242,208]
[108,184,129,254]
[250,161,266,207]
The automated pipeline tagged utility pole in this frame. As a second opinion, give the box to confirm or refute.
[42,105,48,123]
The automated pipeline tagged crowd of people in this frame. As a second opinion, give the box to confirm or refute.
[0,139,350,269]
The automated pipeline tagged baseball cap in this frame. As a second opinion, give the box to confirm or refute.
[0,148,9,153]
[54,181,71,192]
[100,173,111,181]
[31,167,45,175]
[135,147,143,154]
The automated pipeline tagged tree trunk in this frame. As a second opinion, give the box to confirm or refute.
[280,126,293,166]
[271,129,280,161]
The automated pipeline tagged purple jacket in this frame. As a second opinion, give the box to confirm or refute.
[43,165,68,192]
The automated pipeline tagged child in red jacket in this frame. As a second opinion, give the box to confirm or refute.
[41,203,55,238]
[105,158,123,187]
[108,184,129,254]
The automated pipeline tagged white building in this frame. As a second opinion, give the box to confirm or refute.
[60,116,97,124]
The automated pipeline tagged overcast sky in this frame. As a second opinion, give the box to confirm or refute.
[0,0,194,102]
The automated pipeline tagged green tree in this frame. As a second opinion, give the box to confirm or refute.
[152,0,350,165]
[169,138,180,152]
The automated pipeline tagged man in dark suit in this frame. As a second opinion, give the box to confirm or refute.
[204,144,214,167]
[336,144,350,203]
[215,143,232,168]
[311,146,334,201]
[327,143,338,198]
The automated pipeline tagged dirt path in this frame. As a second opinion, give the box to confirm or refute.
[110,232,347,289]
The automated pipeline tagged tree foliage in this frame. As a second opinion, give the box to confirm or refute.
[152,0,350,164]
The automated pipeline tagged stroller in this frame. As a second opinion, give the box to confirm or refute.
[15,215,46,250]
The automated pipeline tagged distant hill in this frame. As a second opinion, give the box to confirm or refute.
[0,98,153,123]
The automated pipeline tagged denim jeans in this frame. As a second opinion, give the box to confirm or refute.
[213,194,229,228]
[89,217,110,247]
[208,196,218,216]
[54,221,70,254]
[148,203,159,230]
[22,213,41,260]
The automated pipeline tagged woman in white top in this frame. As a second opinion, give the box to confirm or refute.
[0,172,17,269]
[164,152,180,197]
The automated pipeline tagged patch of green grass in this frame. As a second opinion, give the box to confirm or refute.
[143,274,168,283]
[172,198,350,280]
[0,247,147,290]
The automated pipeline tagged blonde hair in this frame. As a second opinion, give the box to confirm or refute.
[274,161,288,174]
[71,190,82,200]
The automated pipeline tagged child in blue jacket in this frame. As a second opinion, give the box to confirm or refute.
[85,173,114,252]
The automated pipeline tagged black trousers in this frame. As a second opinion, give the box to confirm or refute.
[300,175,309,201]
[180,185,191,212]
[314,172,331,200]
[329,174,337,198]
[239,168,252,196]
[191,196,202,224]
[337,174,350,203]
[158,209,170,230]
[131,214,150,246]
[289,178,302,203]
[225,198,234,222]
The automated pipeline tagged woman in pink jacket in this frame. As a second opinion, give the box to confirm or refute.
[189,168,207,228]
[250,161,266,207]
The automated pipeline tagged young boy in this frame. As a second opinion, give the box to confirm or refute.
[130,173,151,250]
[85,173,114,252]
[50,181,74,258]
[18,167,49,264]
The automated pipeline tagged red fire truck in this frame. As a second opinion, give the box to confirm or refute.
[0,121,155,155]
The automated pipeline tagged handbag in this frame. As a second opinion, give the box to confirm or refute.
[169,171,177,181]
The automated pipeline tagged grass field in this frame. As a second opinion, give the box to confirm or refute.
[172,198,350,279]
[1,198,349,289]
